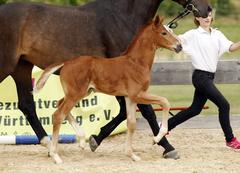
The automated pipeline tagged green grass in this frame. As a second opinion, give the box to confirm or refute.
[147,84,240,116]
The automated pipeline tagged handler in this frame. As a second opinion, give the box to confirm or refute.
[166,10,240,149]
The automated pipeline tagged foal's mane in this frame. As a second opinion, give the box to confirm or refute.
[121,20,153,56]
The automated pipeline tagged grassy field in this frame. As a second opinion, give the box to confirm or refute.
[147,84,240,115]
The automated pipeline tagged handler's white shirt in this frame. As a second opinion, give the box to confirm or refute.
[179,26,233,73]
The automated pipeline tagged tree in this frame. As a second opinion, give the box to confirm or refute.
[0,0,7,4]
[158,0,183,16]
[216,0,231,15]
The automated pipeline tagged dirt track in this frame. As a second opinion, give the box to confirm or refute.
[0,126,240,173]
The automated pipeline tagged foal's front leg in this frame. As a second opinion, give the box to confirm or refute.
[125,97,140,161]
[132,92,170,144]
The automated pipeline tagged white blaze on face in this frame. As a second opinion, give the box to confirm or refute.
[163,25,179,42]
[163,25,173,33]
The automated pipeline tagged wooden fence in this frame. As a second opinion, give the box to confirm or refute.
[151,60,240,85]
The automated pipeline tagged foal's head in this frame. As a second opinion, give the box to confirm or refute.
[150,15,182,53]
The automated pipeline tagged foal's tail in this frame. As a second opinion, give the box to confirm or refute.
[32,63,64,94]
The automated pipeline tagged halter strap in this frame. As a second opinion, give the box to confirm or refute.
[167,0,199,29]
[167,9,191,29]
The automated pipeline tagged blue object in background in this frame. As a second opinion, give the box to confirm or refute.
[0,135,77,145]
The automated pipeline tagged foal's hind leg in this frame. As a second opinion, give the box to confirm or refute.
[124,97,140,161]
[57,98,86,149]
[132,92,170,144]
[66,114,86,149]
[50,97,77,164]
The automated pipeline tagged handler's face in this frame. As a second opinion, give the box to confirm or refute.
[196,12,213,28]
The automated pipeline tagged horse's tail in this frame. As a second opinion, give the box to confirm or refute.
[32,62,64,94]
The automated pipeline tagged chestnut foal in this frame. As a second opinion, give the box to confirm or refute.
[33,15,182,163]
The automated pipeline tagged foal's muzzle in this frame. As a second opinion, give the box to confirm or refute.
[174,44,182,53]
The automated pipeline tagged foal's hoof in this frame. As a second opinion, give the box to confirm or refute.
[126,150,141,161]
[131,154,141,161]
[50,152,63,164]
[89,135,99,152]
[40,136,51,150]
[79,139,86,150]
[53,155,63,164]
[163,149,180,160]
[153,136,162,145]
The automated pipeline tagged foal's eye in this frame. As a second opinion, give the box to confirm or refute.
[161,32,167,35]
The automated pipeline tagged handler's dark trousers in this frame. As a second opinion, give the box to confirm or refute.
[168,69,234,142]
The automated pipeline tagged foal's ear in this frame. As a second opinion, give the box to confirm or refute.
[154,15,164,27]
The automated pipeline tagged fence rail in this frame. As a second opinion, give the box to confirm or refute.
[151,60,240,85]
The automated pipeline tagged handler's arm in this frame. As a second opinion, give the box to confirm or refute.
[229,42,240,52]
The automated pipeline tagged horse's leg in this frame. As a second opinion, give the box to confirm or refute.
[50,108,64,164]
[57,98,86,149]
[89,96,127,152]
[132,92,170,144]
[66,113,86,149]
[11,60,50,147]
[124,97,140,161]
[50,97,76,164]
[137,104,179,159]
[0,27,19,83]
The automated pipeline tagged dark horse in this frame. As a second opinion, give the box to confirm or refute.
[0,0,211,148]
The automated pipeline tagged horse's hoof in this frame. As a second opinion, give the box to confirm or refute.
[163,150,180,160]
[153,127,168,144]
[152,139,157,145]
[126,150,141,161]
[79,139,86,150]
[89,135,99,152]
[51,153,63,164]
[40,136,51,150]
[153,136,162,144]
[131,154,141,161]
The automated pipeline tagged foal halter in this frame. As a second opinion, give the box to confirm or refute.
[167,0,199,29]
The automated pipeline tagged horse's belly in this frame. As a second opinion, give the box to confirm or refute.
[94,82,127,95]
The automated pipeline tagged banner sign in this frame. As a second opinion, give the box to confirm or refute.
[0,67,126,139]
